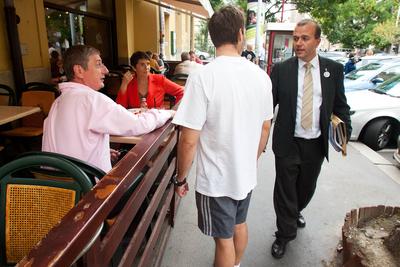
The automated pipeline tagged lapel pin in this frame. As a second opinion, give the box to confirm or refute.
[323,68,330,78]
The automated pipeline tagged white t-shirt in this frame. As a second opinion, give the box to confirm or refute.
[173,56,273,200]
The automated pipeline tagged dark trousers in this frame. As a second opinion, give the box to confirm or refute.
[273,137,324,241]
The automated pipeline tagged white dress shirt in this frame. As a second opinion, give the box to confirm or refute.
[294,56,322,139]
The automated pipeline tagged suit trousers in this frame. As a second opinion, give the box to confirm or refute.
[273,136,324,241]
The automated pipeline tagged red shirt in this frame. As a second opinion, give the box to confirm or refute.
[116,74,184,109]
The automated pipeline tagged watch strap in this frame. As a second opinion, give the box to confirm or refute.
[172,174,187,186]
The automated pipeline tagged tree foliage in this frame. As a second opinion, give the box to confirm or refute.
[372,19,400,48]
[194,0,224,55]
[293,0,399,49]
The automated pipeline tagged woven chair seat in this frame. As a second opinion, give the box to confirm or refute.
[0,155,93,265]
[6,184,76,263]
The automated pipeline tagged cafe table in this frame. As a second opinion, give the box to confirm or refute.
[0,106,41,126]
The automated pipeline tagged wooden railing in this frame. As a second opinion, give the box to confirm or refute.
[17,120,179,267]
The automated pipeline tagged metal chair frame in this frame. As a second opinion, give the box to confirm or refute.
[0,84,16,106]
[0,155,93,265]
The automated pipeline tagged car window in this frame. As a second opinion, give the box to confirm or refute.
[346,62,383,80]
[375,65,400,82]
[375,75,400,97]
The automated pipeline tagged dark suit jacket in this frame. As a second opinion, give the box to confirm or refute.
[271,56,351,160]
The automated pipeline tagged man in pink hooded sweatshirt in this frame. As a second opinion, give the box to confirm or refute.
[42,45,174,172]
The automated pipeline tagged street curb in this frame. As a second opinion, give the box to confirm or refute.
[349,142,400,185]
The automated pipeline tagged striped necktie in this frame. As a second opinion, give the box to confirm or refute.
[301,63,313,129]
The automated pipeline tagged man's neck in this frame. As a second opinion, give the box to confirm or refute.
[216,44,240,57]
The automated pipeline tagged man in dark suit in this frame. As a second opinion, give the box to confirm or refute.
[270,19,351,259]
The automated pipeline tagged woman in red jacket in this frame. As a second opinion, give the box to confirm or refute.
[116,51,183,109]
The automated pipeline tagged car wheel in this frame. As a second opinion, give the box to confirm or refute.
[199,55,205,60]
[362,119,393,151]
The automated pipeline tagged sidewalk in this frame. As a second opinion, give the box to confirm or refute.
[161,142,400,267]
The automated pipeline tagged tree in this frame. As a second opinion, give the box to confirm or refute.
[194,0,223,54]
[372,19,400,49]
[293,0,400,49]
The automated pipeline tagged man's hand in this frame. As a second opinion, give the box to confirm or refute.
[175,182,189,197]
[110,148,121,163]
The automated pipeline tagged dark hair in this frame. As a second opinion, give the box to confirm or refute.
[145,51,153,57]
[63,45,100,81]
[208,5,244,48]
[50,50,59,59]
[247,10,256,24]
[296,19,321,39]
[130,51,151,67]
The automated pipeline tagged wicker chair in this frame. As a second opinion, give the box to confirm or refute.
[0,154,93,265]
[0,83,58,138]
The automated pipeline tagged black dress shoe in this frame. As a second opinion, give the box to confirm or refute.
[297,213,306,228]
[271,238,287,259]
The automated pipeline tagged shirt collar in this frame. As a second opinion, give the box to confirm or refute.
[298,55,319,69]
[58,82,92,93]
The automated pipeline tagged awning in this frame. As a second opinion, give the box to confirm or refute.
[144,0,213,19]
[162,0,213,18]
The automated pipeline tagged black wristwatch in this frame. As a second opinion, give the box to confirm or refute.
[171,174,187,186]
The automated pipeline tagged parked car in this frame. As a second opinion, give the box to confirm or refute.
[319,51,347,65]
[195,50,210,60]
[334,48,352,53]
[355,55,400,69]
[344,60,400,92]
[346,75,400,150]
[394,135,400,166]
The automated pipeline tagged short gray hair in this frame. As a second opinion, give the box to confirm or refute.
[63,45,100,81]
[181,52,190,61]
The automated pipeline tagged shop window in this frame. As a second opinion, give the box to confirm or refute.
[45,7,113,67]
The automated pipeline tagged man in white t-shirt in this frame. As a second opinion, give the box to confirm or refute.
[172,6,273,267]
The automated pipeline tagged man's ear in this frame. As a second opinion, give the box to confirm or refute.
[237,28,245,50]
[239,27,244,41]
[73,64,84,79]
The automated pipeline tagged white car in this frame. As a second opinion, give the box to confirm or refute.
[318,51,347,65]
[394,135,400,165]
[346,75,400,151]
[195,50,210,60]
[345,60,400,92]
[355,55,400,69]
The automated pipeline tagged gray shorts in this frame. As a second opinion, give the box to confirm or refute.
[195,191,252,239]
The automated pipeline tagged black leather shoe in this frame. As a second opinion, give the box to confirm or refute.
[271,238,287,259]
[297,213,306,228]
